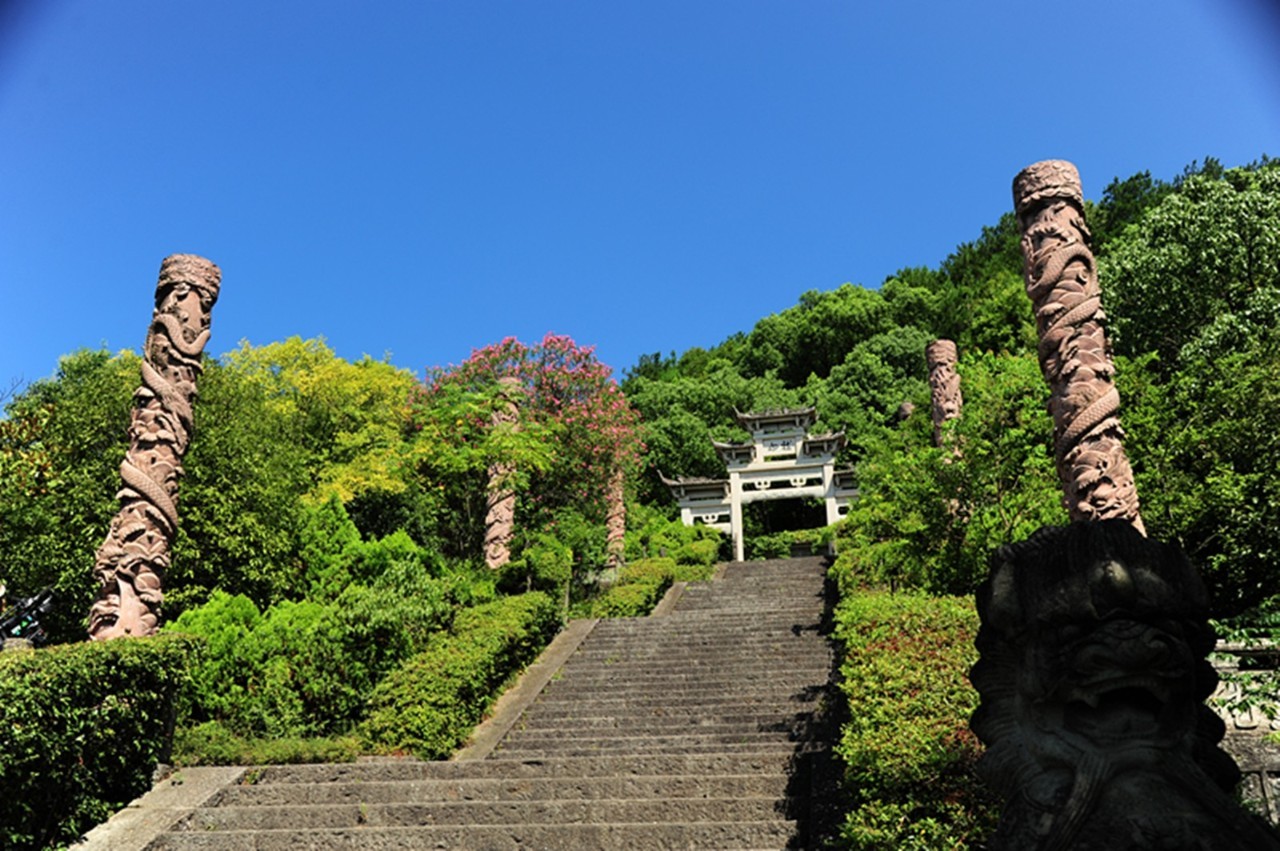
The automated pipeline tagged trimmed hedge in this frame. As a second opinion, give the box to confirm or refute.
[833,591,998,848]
[360,591,558,758]
[0,634,197,850]
[575,557,677,618]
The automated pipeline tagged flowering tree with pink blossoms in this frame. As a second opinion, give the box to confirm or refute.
[409,333,642,571]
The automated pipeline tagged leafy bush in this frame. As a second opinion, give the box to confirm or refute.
[503,532,574,594]
[832,591,997,849]
[674,537,721,567]
[747,524,839,561]
[624,505,726,563]
[832,351,1064,597]
[168,571,480,741]
[0,635,197,850]
[360,592,559,758]
[574,557,676,618]
[172,721,361,766]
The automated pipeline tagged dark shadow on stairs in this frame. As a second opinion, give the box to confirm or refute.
[782,561,850,849]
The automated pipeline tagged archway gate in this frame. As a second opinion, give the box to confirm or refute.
[661,408,856,562]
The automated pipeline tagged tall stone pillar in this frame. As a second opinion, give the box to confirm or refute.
[822,460,840,526]
[968,163,1279,849]
[925,339,962,448]
[729,471,744,562]
[605,467,626,570]
[1012,160,1144,535]
[483,377,521,571]
[89,255,220,640]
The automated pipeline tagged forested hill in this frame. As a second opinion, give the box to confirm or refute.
[0,156,1276,650]
[623,156,1280,616]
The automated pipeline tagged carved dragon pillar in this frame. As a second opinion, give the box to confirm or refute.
[483,377,521,571]
[968,162,1279,848]
[605,467,626,571]
[926,339,962,448]
[89,255,220,640]
[1012,160,1143,534]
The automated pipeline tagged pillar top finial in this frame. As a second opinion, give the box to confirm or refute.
[1013,159,1083,215]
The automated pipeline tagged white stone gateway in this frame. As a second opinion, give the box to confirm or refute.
[661,407,857,561]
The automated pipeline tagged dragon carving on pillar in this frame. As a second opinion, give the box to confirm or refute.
[605,467,625,570]
[1014,160,1143,534]
[89,255,220,640]
[968,163,1280,848]
[483,377,521,570]
[925,339,962,448]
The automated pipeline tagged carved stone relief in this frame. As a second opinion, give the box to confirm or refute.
[89,255,220,640]
[972,522,1280,849]
[1013,160,1144,534]
[926,339,962,447]
[483,376,521,571]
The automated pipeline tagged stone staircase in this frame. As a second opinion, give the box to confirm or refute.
[142,556,841,849]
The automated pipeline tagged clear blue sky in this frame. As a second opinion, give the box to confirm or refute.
[2,0,1278,393]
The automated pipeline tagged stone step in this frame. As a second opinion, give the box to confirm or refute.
[585,621,826,637]
[149,819,800,850]
[250,752,805,785]
[502,719,814,744]
[523,694,822,718]
[567,649,829,664]
[515,710,816,731]
[492,741,805,758]
[493,732,801,755]
[552,662,832,680]
[209,772,792,807]
[572,637,829,653]
[534,674,830,694]
[177,796,797,831]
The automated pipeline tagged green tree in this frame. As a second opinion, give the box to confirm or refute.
[833,351,1064,595]
[1101,162,1280,370]
[0,350,137,641]
[1119,288,1280,615]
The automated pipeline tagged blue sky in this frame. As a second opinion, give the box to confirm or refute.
[2,0,1278,394]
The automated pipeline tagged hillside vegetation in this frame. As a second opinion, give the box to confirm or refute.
[0,156,1277,848]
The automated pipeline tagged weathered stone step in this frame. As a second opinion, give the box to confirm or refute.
[524,694,821,718]
[555,652,829,669]
[176,796,794,831]
[553,661,832,680]
[571,635,831,651]
[492,741,804,758]
[250,752,803,784]
[494,733,800,755]
[515,710,815,731]
[209,773,791,807]
[503,719,813,743]
[149,819,799,850]
[585,621,825,638]
[535,674,829,694]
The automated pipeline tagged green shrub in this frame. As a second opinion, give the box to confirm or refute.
[574,557,676,618]
[748,524,839,561]
[833,591,997,848]
[169,573,475,740]
[172,720,361,766]
[674,537,720,566]
[0,635,197,850]
[586,581,667,618]
[670,561,718,583]
[625,506,725,563]
[503,533,573,593]
[360,592,559,758]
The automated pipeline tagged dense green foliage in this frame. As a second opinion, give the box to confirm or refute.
[360,591,559,758]
[0,635,197,850]
[1,154,1277,843]
[831,351,1064,595]
[831,590,996,849]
